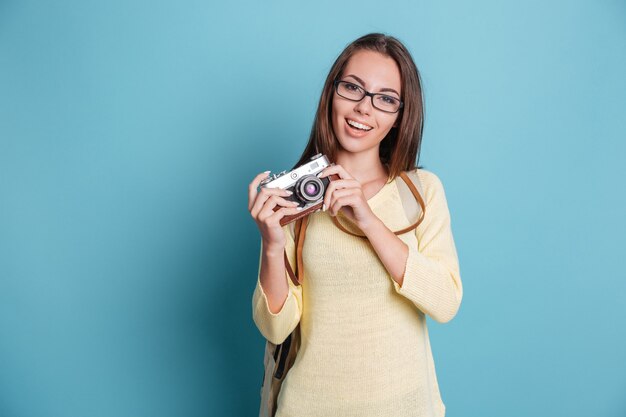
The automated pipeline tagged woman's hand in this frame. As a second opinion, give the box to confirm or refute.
[319,164,379,231]
[248,171,302,253]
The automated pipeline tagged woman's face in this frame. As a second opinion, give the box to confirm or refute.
[331,50,402,156]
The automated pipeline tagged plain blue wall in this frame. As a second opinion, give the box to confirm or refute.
[1,0,625,416]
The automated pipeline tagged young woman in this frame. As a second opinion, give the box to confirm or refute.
[247,33,463,417]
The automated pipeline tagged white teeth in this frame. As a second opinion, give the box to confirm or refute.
[347,119,372,131]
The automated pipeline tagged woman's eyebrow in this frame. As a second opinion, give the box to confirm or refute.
[344,74,400,97]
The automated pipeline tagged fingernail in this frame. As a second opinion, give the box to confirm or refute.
[284,190,293,195]
[322,203,326,211]
[296,207,303,211]
[263,170,270,174]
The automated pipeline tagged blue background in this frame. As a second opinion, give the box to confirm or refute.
[1,0,625,416]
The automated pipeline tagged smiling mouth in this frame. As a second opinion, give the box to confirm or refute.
[346,118,373,131]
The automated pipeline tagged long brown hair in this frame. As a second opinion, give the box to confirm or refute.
[292,33,425,181]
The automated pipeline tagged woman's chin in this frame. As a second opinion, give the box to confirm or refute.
[336,137,374,154]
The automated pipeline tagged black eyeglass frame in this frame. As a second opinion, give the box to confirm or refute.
[333,79,404,114]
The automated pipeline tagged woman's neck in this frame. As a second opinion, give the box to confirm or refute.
[334,151,389,185]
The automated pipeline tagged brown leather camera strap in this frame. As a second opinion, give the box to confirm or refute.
[284,216,308,286]
[295,216,308,283]
[283,252,297,286]
[330,171,425,238]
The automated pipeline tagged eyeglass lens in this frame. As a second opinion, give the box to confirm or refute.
[336,81,401,113]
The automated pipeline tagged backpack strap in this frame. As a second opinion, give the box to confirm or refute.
[330,170,426,238]
[395,169,426,233]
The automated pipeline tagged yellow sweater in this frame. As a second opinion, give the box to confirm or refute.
[252,168,463,417]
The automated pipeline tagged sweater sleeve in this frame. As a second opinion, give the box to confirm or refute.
[252,224,303,344]
[392,170,463,323]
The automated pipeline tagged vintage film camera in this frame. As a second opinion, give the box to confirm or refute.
[260,153,339,226]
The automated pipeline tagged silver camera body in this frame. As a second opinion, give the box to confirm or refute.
[260,153,333,212]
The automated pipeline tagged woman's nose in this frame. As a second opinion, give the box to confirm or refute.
[353,95,372,115]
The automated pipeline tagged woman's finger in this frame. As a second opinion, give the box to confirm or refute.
[326,179,360,190]
[327,187,355,207]
[323,179,360,211]
[248,171,271,211]
[259,205,302,224]
[329,194,357,217]
[318,164,354,180]
[327,188,359,214]
[250,189,297,219]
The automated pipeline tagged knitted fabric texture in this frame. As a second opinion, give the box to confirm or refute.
[252,169,463,417]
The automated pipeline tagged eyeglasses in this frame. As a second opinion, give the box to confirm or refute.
[333,80,404,113]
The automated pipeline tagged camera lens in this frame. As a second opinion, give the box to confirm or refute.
[304,183,319,196]
[295,175,324,202]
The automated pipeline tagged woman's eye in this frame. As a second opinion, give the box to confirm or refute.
[345,83,359,91]
[379,95,397,104]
